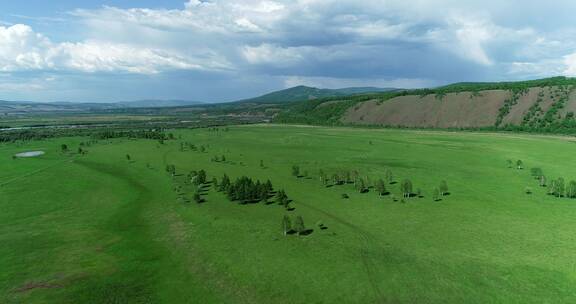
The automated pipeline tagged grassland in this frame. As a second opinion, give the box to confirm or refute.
[2,124,576,303]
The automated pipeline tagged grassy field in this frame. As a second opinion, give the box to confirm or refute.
[2,124,576,303]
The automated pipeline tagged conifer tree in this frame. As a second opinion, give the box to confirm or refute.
[294,216,305,235]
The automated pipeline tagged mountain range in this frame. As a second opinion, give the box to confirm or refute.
[0,85,400,114]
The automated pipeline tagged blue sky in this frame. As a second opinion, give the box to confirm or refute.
[1,1,576,102]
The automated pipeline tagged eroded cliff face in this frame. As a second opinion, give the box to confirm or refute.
[342,87,576,128]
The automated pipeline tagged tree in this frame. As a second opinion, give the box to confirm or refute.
[219,174,231,192]
[567,181,576,198]
[282,215,291,236]
[439,180,449,196]
[525,187,532,195]
[260,160,265,168]
[165,165,176,177]
[221,155,226,162]
[539,175,547,187]
[126,154,131,161]
[556,178,565,197]
[193,192,202,203]
[291,165,300,177]
[384,169,393,184]
[506,159,512,168]
[375,179,387,196]
[401,179,413,198]
[531,168,544,179]
[516,160,524,170]
[351,170,360,186]
[294,216,305,235]
[332,173,340,186]
[61,144,68,153]
[548,180,557,195]
[196,170,207,185]
[432,187,440,201]
[276,190,289,208]
[356,178,367,193]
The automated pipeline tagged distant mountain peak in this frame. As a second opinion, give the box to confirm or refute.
[236,86,400,104]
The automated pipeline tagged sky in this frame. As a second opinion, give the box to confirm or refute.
[1,1,576,102]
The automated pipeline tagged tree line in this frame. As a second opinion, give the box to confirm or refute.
[297,166,449,202]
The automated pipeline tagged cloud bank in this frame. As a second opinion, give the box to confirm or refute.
[2,0,576,101]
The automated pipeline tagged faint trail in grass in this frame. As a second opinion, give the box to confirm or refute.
[72,160,160,303]
[297,200,386,303]
[0,159,74,187]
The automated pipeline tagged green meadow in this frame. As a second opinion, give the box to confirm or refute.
[2,124,576,303]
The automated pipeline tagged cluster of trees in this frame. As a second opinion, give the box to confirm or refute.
[0,129,66,143]
[188,170,207,185]
[432,181,449,201]
[207,127,229,132]
[315,166,449,202]
[544,177,576,198]
[218,174,275,203]
[0,126,179,144]
[317,168,394,190]
[282,215,306,236]
[526,166,576,199]
[178,142,206,153]
[507,159,523,169]
[495,90,525,127]
[93,129,172,141]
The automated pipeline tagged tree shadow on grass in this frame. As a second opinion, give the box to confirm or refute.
[299,229,314,236]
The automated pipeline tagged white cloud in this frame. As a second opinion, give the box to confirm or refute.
[450,16,494,65]
[562,53,576,76]
[242,44,307,66]
[0,24,216,74]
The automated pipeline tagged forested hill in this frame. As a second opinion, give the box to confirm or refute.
[235,85,399,104]
[274,77,576,134]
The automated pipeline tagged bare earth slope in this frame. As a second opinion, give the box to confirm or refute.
[342,87,576,128]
